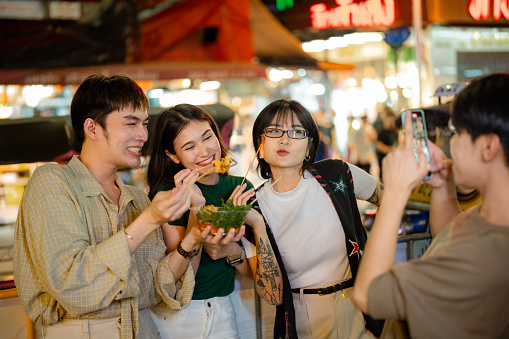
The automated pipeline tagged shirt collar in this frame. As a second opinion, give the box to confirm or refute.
[68,156,138,209]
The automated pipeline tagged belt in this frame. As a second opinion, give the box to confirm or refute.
[291,278,354,296]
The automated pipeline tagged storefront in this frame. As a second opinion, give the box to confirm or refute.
[266,0,509,156]
[427,0,509,87]
[0,1,331,336]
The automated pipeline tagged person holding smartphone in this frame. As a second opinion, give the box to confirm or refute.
[352,73,509,338]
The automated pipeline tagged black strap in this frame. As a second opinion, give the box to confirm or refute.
[291,278,354,295]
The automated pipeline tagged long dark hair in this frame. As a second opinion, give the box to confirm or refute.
[146,104,229,199]
[252,99,320,179]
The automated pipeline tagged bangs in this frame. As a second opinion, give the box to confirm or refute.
[272,108,301,127]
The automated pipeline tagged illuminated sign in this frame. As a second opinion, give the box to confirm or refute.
[469,0,509,21]
[310,0,395,30]
[277,0,294,11]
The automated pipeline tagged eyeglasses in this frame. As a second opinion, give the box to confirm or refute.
[263,128,309,139]
[448,118,457,134]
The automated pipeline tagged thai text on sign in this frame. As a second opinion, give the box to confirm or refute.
[310,0,395,30]
[469,0,509,21]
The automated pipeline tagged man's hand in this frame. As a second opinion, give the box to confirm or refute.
[424,141,453,189]
[148,186,192,224]
[382,113,429,194]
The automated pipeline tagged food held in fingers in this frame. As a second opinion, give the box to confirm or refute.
[212,156,232,174]
[191,199,251,234]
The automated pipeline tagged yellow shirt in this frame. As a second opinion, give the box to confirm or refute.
[14,156,194,338]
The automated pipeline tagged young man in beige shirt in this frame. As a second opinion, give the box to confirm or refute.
[14,75,240,338]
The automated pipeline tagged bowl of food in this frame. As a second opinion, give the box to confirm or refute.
[191,199,251,234]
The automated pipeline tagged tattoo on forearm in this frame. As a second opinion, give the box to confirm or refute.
[368,187,380,205]
[367,184,384,205]
[255,238,281,303]
[257,239,280,290]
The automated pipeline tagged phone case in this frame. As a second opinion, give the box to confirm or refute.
[401,109,433,180]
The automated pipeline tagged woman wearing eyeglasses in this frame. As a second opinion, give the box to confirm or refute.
[245,99,385,339]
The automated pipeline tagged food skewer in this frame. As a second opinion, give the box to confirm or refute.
[251,177,281,204]
[240,144,261,187]
[191,163,214,173]
[193,167,214,183]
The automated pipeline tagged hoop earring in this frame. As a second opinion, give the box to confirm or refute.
[259,141,265,159]
[305,155,310,161]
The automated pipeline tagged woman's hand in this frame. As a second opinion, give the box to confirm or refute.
[174,169,206,208]
[202,242,241,261]
[243,209,266,234]
[229,184,255,206]
[201,226,246,246]
[180,225,212,251]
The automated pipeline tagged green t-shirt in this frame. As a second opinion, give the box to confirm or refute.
[156,174,254,300]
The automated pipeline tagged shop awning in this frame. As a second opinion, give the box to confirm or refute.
[0,61,267,85]
[0,0,352,85]
[132,0,322,68]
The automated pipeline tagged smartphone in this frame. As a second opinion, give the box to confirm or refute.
[401,109,433,180]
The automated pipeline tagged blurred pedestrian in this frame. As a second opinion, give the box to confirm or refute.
[349,115,377,173]
[376,110,398,180]
[313,111,341,160]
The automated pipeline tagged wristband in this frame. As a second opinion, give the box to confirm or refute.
[177,240,200,260]
[225,245,245,267]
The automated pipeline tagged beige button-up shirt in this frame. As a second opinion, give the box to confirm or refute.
[14,156,194,338]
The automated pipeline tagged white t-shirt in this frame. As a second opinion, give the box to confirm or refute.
[243,163,376,289]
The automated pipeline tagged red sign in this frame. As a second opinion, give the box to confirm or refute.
[469,0,509,21]
[310,0,395,30]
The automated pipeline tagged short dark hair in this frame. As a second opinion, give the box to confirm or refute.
[146,104,229,199]
[70,75,149,144]
[452,73,509,164]
[252,99,320,179]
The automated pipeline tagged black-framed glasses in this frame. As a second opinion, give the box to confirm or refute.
[263,128,309,139]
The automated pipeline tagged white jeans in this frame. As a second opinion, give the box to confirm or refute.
[150,293,239,339]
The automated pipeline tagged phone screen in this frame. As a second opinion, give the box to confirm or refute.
[402,109,433,180]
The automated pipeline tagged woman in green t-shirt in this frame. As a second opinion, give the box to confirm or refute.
[145,104,279,338]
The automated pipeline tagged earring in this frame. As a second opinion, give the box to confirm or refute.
[305,154,310,161]
[259,141,265,159]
